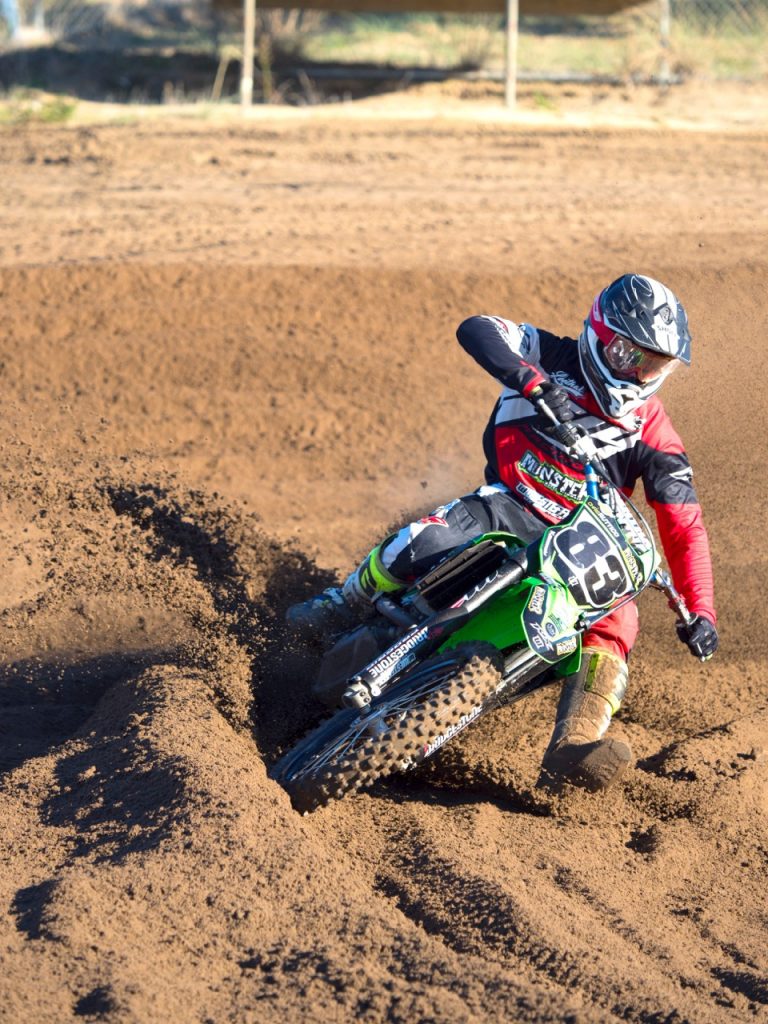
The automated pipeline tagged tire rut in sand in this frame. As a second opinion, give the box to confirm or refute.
[372,846,704,1024]
[356,704,768,1024]
[1,660,601,1024]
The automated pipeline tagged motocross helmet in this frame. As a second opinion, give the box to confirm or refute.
[578,274,691,419]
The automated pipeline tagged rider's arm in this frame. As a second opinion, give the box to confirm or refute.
[457,316,548,397]
[654,492,716,624]
[640,408,716,624]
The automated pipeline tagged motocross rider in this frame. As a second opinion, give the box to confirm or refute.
[286,274,719,792]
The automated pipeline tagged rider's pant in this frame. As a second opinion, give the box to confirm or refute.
[377,482,639,662]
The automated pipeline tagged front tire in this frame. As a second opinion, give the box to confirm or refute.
[271,642,504,813]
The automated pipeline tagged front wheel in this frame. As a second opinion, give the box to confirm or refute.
[271,642,504,813]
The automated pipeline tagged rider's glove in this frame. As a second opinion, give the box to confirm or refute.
[676,614,718,660]
[531,381,575,427]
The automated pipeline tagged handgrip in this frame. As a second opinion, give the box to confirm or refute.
[552,421,583,449]
[533,396,582,447]
[533,396,608,476]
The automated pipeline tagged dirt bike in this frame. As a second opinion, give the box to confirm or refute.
[271,402,696,813]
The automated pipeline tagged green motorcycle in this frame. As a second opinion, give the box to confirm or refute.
[271,410,694,813]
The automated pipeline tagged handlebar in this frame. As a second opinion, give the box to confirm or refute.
[650,568,695,627]
[533,396,610,487]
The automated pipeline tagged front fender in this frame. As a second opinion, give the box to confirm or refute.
[438,577,583,677]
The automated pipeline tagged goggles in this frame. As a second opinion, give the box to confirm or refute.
[602,334,679,384]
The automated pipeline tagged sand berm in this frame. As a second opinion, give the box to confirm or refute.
[1,108,767,1022]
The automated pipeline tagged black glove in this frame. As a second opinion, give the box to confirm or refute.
[532,381,574,427]
[676,615,718,660]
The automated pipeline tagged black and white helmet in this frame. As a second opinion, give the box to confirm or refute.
[578,274,692,419]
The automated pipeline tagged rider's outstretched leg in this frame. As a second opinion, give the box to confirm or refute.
[538,647,632,793]
[286,484,541,641]
[285,543,401,641]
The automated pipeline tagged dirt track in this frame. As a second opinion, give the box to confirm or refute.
[1,107,767,1022]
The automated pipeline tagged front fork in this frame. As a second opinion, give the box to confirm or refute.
[342,552,530,713]
[581,452,695,631]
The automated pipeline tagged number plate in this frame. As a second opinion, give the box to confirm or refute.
[540,499,645,611]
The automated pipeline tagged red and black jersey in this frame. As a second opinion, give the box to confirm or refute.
[456,315,716,624]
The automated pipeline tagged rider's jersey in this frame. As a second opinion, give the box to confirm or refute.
[456,315,716,623]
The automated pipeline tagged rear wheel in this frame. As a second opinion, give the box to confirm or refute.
[271,642,504,813]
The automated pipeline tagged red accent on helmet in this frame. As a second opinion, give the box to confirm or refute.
[588,293,616,346]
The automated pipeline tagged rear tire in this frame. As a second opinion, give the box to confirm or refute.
[271,642,504,813]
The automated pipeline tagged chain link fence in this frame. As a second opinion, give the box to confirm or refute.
[534,0,768,82]
[664,0,767,79]
[256,5,768,86]
[1,1,766,93]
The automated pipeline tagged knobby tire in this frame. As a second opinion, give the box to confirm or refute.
[271,642,504,813]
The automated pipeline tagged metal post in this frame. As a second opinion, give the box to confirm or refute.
[241,0,256,109]
[505,0,519,109]
[0,0,20,41]
[659,0,671,84]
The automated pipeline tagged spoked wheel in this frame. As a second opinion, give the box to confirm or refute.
[270,642,504,813]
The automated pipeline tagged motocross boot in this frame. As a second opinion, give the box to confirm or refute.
[285,543,403,641]
[538,647,631,793]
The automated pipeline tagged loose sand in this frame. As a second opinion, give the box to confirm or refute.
[1,91,767,1022]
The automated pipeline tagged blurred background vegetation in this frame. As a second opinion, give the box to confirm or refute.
[0,0,765,114]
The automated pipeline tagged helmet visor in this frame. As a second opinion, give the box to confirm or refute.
[603,334,679,384]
